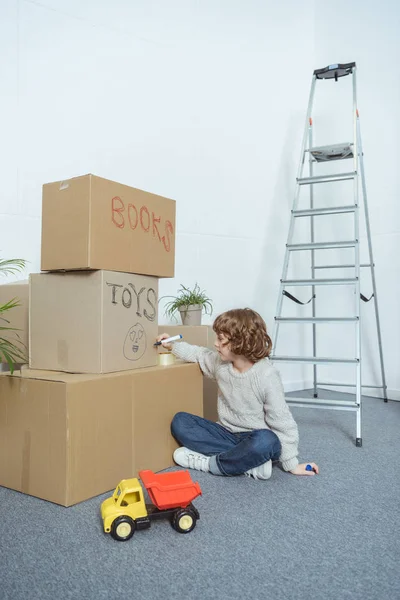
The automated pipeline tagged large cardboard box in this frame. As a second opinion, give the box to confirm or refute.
[0,281,29,364]
[159,325,218,422]
[30,271,158,374]
[41,174,176,278]
[0,362,203,506]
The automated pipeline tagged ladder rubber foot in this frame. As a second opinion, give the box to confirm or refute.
[314,393,318,398]
[356,438,362,447]
[384,398,388,403]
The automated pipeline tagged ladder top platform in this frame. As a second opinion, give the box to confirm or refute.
[309,143,354,162]
[314,62,356,80]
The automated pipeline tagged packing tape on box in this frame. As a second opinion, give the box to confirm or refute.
[158,353,176,366]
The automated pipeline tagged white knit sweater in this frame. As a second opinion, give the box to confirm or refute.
[171,342,299,472]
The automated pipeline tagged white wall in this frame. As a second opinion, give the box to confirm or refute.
[1,0,398,398]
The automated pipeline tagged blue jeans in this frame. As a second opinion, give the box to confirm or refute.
[171,412,282,476]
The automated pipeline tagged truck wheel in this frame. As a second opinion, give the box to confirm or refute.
[111,516,136,541]
[172,509,197,534]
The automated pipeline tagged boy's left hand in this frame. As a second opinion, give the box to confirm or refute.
[290,462,319,476]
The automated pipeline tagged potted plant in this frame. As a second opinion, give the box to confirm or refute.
[0,258,28,373]
[163,283,213,326]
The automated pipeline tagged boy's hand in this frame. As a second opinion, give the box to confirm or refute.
[156,333,173,351]
[290,462,319,476]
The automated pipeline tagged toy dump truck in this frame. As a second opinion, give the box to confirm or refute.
[101,469,202,541]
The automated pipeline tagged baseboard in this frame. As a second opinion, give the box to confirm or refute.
[283,379,400,402]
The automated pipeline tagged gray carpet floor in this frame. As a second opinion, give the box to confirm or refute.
[0,391,399,600]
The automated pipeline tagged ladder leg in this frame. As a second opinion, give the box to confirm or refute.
[356,398,362,446]
[272,75,318,350]
[353,68,362,446]
[308,120,318,398]
[356,116,388,402]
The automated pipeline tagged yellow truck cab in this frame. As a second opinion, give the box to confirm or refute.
[102,478,148,539]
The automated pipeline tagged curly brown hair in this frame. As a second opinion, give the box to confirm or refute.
[213,308,272,362]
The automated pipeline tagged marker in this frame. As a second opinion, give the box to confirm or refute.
[154,334,183,346]
[306,464,315,472]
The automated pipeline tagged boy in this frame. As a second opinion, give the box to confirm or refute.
[157,308,319,480]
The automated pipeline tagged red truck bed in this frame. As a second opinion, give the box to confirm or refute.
[139,469,202,510]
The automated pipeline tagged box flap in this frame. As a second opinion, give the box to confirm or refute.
[17,360,191,383]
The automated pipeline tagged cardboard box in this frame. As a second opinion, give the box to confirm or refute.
[30,271,159,374]
[0,362,203,506]
[41,174,176,278]
[0,281,29,364]
[159,325,218,422]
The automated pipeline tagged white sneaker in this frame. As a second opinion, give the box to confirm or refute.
[173,447,211,473]
[245,460,272,480]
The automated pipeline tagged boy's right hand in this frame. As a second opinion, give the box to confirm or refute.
[156,333,173,351]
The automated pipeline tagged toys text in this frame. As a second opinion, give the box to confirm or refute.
[106,282,157,322]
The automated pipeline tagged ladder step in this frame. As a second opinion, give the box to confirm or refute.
[275,317,359,323]
[292,205,356,217]
[317,382,386,389]
[281,277,357,286]
[286,398,359,411]
[287,240,358,251]
[297,172,356,185]
[308,143,354,163]
[271,356,359,364]
[314,263,372,270]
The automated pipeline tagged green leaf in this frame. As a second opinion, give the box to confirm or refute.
[0,297,21,316]
[0,259,27,276]
[2,349,14,374]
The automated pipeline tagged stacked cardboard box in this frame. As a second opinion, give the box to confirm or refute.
[0,174,203,506]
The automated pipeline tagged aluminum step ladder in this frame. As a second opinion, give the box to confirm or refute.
[271,62,387,447]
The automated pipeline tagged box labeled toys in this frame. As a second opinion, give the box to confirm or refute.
[30,271,159,373]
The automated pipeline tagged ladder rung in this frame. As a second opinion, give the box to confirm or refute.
[286,398,359,411]
[281,277,357,286]
[287,241,358,251]
[292,205,357,217]
[317,382,386,389]
[314,263,372,269]
[271,356,359,364]
[297,172,356,185]
[275,317,359,323]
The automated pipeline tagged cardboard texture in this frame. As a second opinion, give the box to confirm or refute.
[30,271,159,374]
[159,325,218,422]
[0,362,203,506]
[0,281,29,364]
[41,174,176,278]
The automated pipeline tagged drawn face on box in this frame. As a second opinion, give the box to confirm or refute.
[123,323,147,361]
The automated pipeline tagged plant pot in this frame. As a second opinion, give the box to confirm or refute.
[178,304,203,326]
